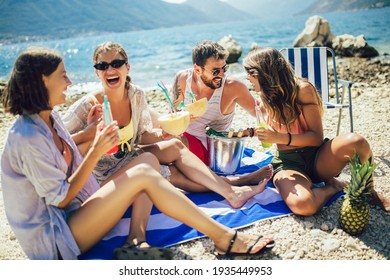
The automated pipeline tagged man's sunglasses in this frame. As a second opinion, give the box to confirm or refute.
[202,64,229,77]
[93,59,127,70]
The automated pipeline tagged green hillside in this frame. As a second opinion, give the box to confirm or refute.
[299,0,389,14]
[0,0,251,43]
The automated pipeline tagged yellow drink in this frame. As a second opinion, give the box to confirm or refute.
[257,123,273,148]
[186,97,208,117]
[158,111,190,136]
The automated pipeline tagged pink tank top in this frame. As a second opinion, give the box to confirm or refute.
[267,110,309,134]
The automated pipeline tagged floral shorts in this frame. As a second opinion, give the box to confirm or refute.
[93,147,171,185]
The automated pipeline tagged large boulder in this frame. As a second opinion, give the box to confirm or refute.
[293,15,379,58]
[293,15,334,48]
[332,34,379,58]
[218,35,243,64]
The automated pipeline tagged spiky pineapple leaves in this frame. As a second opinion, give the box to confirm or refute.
[344,152,379,205]
[339,152,379,235]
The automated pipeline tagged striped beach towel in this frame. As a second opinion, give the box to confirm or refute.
[79,148,341,260]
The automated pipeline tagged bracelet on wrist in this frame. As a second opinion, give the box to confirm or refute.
[286,132,292,146]
[248,127,254,137]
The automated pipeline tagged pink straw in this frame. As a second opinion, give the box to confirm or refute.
[255,99,261,124]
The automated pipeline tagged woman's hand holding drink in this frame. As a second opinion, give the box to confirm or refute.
[101,95,119,154]
[257,122,273,149]
[255,103,273,149]
[93,120,119,156]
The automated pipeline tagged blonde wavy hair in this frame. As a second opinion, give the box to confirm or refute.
[243,47,323,129]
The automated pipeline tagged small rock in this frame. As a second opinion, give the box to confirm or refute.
[294,249,305,259]
[320,223,329,231]
[289,245,298,251]
[284,252,295,259]
[346,237,361,251]
[303,221,314,229]
[311,229,326,238]
[323,238,341,252]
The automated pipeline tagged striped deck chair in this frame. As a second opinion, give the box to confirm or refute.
[280,47,354,135]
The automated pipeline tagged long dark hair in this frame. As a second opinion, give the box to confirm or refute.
[2,47,63,115]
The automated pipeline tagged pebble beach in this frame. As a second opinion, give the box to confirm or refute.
[0,56,389,261]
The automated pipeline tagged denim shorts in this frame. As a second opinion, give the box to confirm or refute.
[271,138,329,183]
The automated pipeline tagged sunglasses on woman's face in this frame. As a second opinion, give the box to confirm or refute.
[202,64,229,77]
[93,59,127,70]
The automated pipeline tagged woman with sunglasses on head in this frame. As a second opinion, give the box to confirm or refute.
[1,46,274,260]
[62,41,274,252]
[242,47,389,215]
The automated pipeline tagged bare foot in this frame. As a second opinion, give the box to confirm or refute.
[325,177,346,193]
[123,240,150,250]
[227,178,269,208]
[370,189,390,212]
[226,164,273,186]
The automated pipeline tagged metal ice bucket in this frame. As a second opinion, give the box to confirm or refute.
[207,135,246,175]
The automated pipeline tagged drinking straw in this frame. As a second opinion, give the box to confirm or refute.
[177,101,187,110]
[255,99,261,124]
[157,82,177,114]
[189,91,197,102]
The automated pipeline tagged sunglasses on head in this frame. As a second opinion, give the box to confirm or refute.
[93,59,127,70]
[245,67,258,77]
[202,64,229,77]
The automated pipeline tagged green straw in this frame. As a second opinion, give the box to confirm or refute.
[157,82,177,114]
[189,91,197,102]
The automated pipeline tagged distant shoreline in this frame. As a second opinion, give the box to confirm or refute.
[1,54,389,260]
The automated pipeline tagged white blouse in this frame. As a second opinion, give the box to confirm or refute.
[1,110,99,259]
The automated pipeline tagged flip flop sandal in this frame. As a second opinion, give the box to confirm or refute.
[113,241,174,260]
[216,230,275,259]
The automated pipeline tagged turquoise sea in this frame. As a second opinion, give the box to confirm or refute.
[0,8,389,90]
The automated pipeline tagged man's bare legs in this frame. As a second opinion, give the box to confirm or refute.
[142,139,271,208]
[222,164,273,186]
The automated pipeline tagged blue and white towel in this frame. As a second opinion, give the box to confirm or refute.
[79,148,341,260]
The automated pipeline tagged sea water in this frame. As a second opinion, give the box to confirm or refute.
[0,8,389,90]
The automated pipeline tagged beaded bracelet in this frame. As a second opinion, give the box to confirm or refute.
[286,132,292,146]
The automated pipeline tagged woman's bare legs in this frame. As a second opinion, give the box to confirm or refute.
[274,133,367,216]
[316,133,372,180]
[100,155,154,249]
[126,192,152,248]
[142,138,270,208]
[316,133,389,211]
[68,152,273,255]
[274,170,342,216]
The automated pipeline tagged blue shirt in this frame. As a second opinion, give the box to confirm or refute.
[1,110,99,259]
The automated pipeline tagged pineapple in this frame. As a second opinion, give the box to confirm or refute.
[339,152,379,236]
